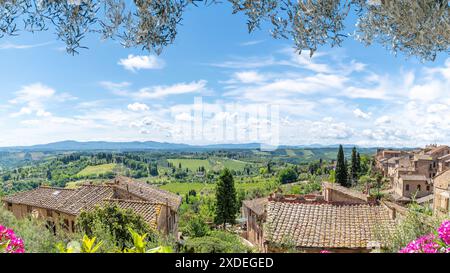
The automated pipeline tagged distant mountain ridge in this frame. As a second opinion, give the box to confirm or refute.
[0,140,400,152]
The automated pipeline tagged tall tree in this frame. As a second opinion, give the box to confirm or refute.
[214,168,238,228]
[335,145,349,187]
[350,147,359,184]
[356,152,361,174]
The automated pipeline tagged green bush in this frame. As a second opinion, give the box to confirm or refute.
[76,204,154,249]
[183,231,251,253]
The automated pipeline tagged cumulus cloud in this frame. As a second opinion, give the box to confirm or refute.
[9,83,74,118]
[353,108,371,119]
[118,55,165,72]
[127,103,149,112]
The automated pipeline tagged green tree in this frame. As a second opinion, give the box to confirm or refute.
[77,204,153,249]
[278,168,298,184]
[350,147,359,184]
[335,145,349,187]
[214,168,238,228]
[356,152,361,174]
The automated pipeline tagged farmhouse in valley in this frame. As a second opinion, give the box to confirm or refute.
[1,176,181,236]
[242,182,396,253]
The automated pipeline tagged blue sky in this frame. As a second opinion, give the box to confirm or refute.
[0,4,449,147]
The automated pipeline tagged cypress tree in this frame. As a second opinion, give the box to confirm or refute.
[336,145,349,187]
[350,147,359,183]
[214,168,238,228]
[356,152,361,174]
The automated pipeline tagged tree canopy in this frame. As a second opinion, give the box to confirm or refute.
[0,0,447,60]
[335,144,349,187]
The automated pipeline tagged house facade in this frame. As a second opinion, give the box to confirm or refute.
[433,169,450,218]
[2,176,181,236]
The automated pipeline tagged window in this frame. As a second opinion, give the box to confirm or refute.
[405,184,410,191]
[427,185,430,191]
[417,185,421,191]
[7,202,12,211]
[26,205,32,213]
[46,209,53,217]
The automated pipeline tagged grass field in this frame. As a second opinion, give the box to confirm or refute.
[167,158,249,172]
[159,178,278,195]
[77,163,117,177]
[213,158,248,171]
[167,159,211,171]
[159,182,215,195]
[285,149,297,157]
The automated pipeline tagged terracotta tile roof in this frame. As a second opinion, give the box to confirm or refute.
[105,199,162,230]
[427,145,449,156]
[265,201,395,249]
[243,197,268,216]
[58,185,115,215]
[108,176,182,211]
[2,186,75,210]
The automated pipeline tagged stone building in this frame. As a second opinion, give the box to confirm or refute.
[242,197,268,251]
[241,183,395,253]
[1,176,181,236]
[433,169,450,218]
[376,145,450,202]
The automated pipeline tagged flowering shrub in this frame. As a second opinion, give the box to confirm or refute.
[0,225,25,253]
[400,220,450,253]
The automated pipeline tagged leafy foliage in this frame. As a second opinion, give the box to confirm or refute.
[335,145,349,187]
[214,168,238,227]
[0,0,447,59]
[278,167,298,184]
[76,204,154,249]
[183,230,251,253]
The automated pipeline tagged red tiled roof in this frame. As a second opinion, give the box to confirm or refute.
[105,199,162,229]
[108,176,182,211]
[2,186,75,211]
[265,201,395,249]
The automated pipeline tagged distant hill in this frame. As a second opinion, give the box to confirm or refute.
[0,140,393,152]
[0,140,266,152]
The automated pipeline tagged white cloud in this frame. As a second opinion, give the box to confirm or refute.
[127,103,149,112]
[240,40,264,46]
[233,71,265,83]
[353,108,372,119]
[134,80,207,99]
[118,55,165,72]
[8,83,74,118]
[375,116,392,125]
[0,41,53,50]
[175,112,193,121]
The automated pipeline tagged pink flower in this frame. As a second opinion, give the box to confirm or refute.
[400,234,439,253]
[438,220,450,245]
[0,225,25,253]
[320,250,331,253]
